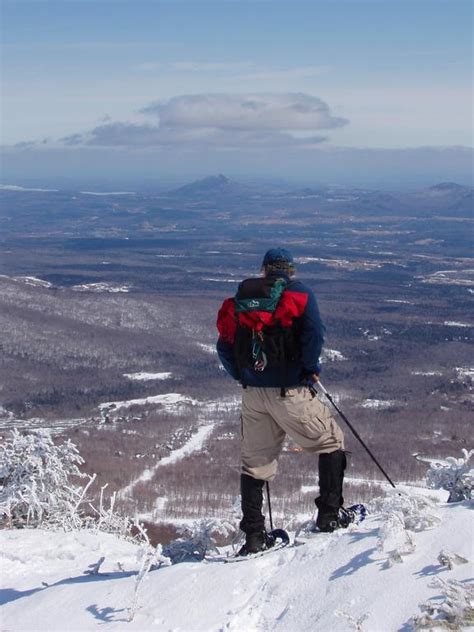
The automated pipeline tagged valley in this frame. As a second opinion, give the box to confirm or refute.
[0,177,472,540]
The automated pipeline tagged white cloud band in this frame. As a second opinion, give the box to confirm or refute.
[41,93,348,150]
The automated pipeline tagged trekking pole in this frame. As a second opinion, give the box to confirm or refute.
[266,481,274,531]
[311,381,397,489]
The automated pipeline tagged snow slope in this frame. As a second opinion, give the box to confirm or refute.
[1,496,472,631]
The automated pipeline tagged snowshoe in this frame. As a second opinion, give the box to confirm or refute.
[338,503,366,528]
[236,528,289,557]
[296,504,366,538]
[201,528,291,564]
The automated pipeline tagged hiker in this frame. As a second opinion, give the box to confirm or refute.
[216,248,348,555]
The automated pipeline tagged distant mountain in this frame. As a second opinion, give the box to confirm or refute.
[170,174,256,199]
[173,174,230,194]
[428,182,467,192]
[406,182,473,216]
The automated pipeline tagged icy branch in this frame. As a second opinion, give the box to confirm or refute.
[425,449,473,502]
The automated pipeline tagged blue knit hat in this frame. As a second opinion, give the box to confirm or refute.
[262,248,294,266]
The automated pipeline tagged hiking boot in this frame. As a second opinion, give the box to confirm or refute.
[237,530,276,556]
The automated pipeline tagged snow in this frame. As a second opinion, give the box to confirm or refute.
[455,367,474,384]
[411,370,443,376]
[1,497,472,631]
[0,415,90,435]
[419,270,474,287]
[295,256,382,271]
[322,348,347,362]
[197,342,218,355]
[385,299,412,304]
[98,394,240,417]
[123,372,172,381]
[203,277,239,283]
[360,327,391,342]
[361,399,398,409]
[99,393,198,412]
[13,276,53,288]
[71,283,131,293]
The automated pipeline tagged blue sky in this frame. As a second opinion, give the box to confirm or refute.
[2,0,472,185]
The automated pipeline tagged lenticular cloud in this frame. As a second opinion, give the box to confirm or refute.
[50,92,349,149]
[142,93,348,132]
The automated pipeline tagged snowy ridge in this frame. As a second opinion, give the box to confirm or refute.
[1,496,472,631]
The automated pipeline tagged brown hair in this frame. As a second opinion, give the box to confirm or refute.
[262,261,295,277]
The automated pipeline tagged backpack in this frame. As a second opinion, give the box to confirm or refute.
[233,276,302,393]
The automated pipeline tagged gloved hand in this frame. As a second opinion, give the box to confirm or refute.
[303,365,321,392]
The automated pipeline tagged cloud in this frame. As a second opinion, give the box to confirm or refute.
[43,92,346,150]
[84,121,327,148]
[142,93,347,132]
[60,133,84,146]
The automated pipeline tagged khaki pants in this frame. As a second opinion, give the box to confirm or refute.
[241,386,344,481]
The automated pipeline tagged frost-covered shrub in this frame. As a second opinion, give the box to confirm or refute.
[371,491,441,565]
[411,577,474,630]
[129,522,171,621]
[371,490,441,533]
[377,511,416,566]
[0,429,133,537]
[163,518,235,563]
[0,429,86,528]
[80,483,132,537]
[437,549,469,571]
[425,449,473,502]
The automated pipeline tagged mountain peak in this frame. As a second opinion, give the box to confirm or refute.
[172,174,232,196]
[429,182,465,191]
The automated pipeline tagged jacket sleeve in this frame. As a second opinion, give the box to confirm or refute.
[299,288,326,375]
[216,297,239,380]
[216,338,239,380]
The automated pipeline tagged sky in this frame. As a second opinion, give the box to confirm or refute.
[1,0,473,187]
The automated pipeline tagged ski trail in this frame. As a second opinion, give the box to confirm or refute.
[119,423,214,500]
